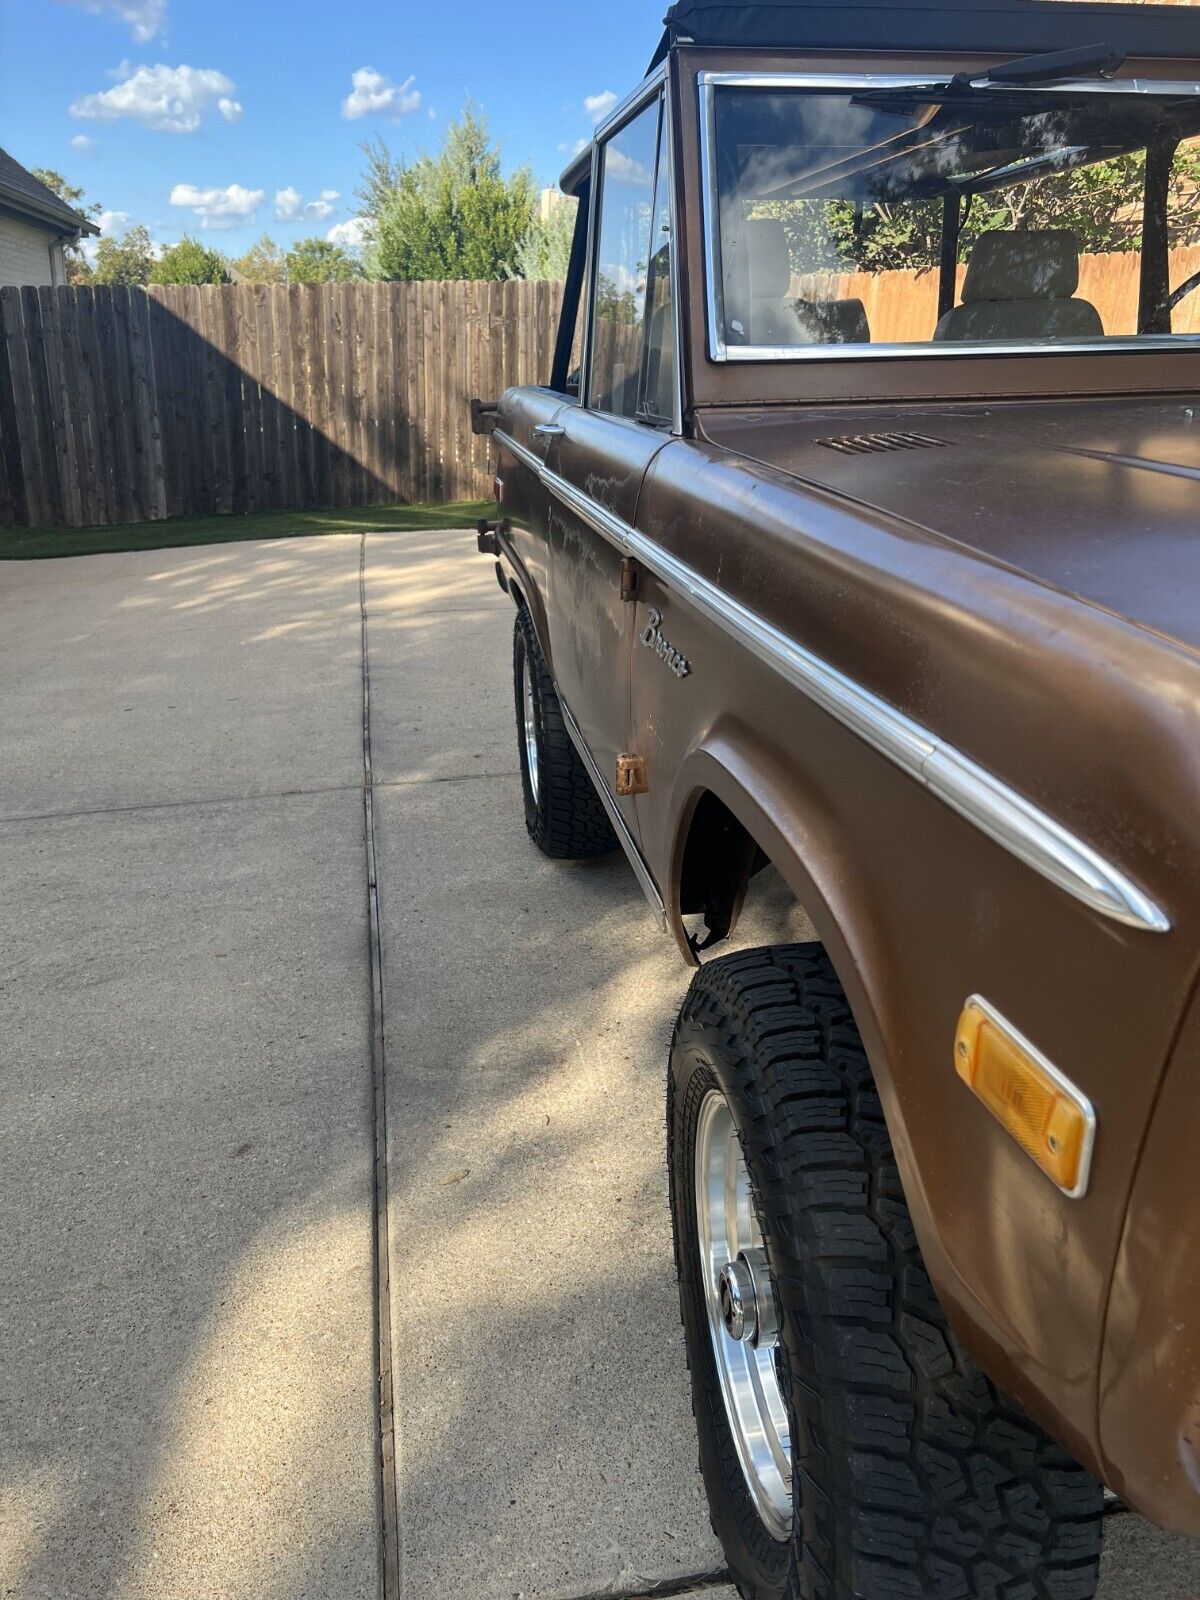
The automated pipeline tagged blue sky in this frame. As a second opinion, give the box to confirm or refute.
[0,0,662,258]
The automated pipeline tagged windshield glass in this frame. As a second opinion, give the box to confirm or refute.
[707,81,1200,356]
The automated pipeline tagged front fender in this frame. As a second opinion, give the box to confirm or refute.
[664,727,960,1362]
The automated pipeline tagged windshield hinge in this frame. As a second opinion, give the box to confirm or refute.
[620,558,642,603]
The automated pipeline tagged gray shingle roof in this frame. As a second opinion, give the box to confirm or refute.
[0,146,101,236]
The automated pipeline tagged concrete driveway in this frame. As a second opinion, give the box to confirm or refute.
[1,531,1197,1600]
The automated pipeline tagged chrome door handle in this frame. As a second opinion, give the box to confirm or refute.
[533,423,566,439]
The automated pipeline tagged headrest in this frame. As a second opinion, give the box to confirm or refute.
[961,231,1081,304]
[744,217,792,299]
[799,297,870,345]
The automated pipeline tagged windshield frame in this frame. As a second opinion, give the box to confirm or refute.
[699,69,1200,364]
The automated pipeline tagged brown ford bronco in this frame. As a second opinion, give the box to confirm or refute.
[473,3,1200,1594]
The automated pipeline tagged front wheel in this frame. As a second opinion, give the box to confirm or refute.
[512,606,616,860]
[668,943,1104,1600]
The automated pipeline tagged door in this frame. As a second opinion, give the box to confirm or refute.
[495,385,572,656]
[543,86,680,848]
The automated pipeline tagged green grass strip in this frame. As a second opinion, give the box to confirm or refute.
[2,501,493,560]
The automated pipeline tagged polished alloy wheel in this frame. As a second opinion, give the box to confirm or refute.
[521,653,539,804]
[694,1089,792,1540]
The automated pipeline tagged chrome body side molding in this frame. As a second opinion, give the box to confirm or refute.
[495,426,1171,935]
[556,694,667,930]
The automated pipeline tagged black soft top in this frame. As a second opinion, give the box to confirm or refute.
[651,0,1200,66]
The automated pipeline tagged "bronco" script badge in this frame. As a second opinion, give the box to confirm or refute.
[640,608,691,679]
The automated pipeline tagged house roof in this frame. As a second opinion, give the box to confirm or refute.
[0,147,101,238]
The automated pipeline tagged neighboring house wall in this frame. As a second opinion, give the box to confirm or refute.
[0,212,65,288]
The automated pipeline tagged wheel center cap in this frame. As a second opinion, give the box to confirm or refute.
[717,1249,776,1348]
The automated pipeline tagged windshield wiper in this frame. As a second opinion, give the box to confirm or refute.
[854,44,1127,114]
[953,43,1126,91]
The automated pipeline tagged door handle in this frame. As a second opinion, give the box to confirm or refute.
[533,423,566,439]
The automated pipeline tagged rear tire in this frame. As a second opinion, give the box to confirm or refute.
[668,942,1104,1600]
[513,606,616,860]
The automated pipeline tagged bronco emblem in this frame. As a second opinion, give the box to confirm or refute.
[640,608,691,679]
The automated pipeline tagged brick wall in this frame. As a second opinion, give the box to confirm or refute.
[0,214,57,289]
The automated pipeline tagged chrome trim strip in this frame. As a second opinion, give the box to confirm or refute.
[494,426,1170,934]
[962,994,1097,1199]
[696,70,1200,366]
[557,695,667,929]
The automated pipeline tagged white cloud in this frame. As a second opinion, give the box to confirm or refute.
[584,89,617,123]
[97,208,130,234]
[169,181,264,228]
[327,217,366,250]
[342,67,421,122]
[606,148,653,187]
[275,187,340,223]
[70,63,240,134]
[58,0,166,43]
[70,133,97,152]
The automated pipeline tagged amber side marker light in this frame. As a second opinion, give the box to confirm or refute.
[955,995,1096,1199]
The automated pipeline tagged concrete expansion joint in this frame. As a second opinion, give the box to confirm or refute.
[562,1570,731,1600]
[0,781,363,827]
[373,769,521,791]
[361,533,403,1600]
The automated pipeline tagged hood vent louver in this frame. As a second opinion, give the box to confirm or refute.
[817,431,950,456]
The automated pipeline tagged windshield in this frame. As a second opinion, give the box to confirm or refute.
[706,80,1200,357]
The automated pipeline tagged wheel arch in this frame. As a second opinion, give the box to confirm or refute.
[664,732,950,1304]
[498,547,556,680]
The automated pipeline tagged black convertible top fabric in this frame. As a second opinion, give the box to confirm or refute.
[652,1,1200,64]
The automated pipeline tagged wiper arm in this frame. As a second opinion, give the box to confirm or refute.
[966,43,1126,89]
[854,44,1127,113]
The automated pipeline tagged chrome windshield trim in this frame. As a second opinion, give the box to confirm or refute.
[493,426,1171,935]
[557,694,667,928]
[696,69,1200,366]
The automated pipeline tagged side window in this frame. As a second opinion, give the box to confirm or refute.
[549,182,588,398]
[639,112,677,427]
[588,98,664,420]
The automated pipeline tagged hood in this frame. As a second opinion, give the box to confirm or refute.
[698,397,1200,657]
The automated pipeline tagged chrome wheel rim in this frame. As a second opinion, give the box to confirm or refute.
[521,653,539,804]
[695,1090,792,1540]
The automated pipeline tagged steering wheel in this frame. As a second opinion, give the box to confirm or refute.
[1168,268,1200,315]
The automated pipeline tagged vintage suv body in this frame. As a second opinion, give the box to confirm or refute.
[474,3,1200,1594]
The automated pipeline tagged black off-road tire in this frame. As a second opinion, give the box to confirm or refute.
[668,942,1105,1600]
[513,605,616,860]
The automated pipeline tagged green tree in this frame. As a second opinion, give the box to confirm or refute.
[761,143,1200,278]
[285,237,362,284]
[93,224,154,286]
[509,196,577,281]
[150,236,230,285]
[31,167,100,284]
[233,234,287,283]
[359,103,536,281]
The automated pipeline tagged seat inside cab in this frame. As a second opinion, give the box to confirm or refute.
[734,218,871,347]
[935,231,1103,342]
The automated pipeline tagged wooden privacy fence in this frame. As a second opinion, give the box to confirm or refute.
[793,244,1200,345]
[4,252,1200,531]
[0,280,565,530]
